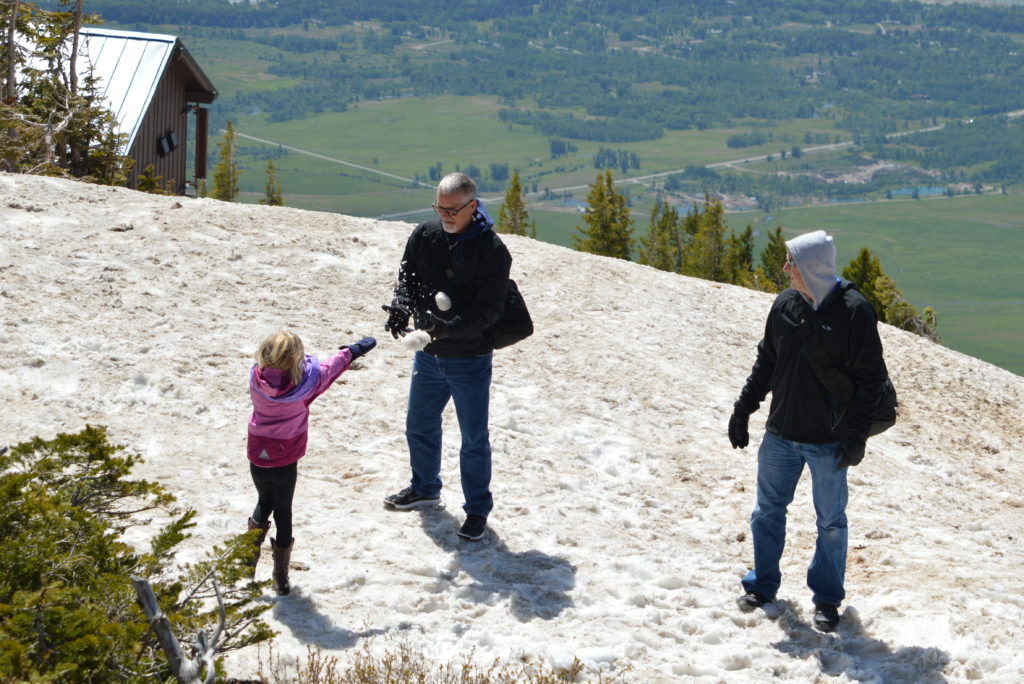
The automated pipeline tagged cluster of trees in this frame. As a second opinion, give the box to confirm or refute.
[571,168,790,291]
[413,161,513,193]
[637,199,790,292]
[1,0,130,183]
[592,147,639,173]
[726,131,769,149]
[0,426,272,680]
[548,138,577,158]
[567,169,938,338]
[862,115,1024,185]
[843,248,939,340]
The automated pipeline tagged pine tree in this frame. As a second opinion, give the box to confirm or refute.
[0,426,272,680]
[573,168,633,260]
[211,120,240,201]
[759,225,788,291]
[638,200,680,272]
[842,247,886,318]
[260,158,283,206]
[497,167,534,237]
[724,225,755,287]
[874,272,940,341]
[1,1,129,182]
[136,164,164,194]
[843,247,940,341]
[681,197,727,281]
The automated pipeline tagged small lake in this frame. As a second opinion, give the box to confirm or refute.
[890,186,947,198]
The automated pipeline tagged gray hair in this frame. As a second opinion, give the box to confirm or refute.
[437,172,476,200]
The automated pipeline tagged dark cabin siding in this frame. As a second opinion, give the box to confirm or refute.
[126,50,192,193]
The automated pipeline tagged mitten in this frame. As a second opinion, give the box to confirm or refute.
[343,337,377,359]
[382,301,411,339]
[728,404,751,449]
[423,313,452,341]
[834,439,866,469]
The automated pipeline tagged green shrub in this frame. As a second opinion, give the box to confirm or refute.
[0,426,272,681]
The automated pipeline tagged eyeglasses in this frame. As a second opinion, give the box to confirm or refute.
[432,197,475,217]
[785,255,797,269]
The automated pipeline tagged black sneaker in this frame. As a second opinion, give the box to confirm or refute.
[457,514,487,540]
[384,487,440,510]
[736,591,772,612]
[813,603,840,632]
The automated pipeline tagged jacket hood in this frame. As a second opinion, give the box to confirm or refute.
[251,355,321,402]
[451,199,495,243]
[786,230,840,310]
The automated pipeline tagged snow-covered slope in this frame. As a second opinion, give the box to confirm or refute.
[2,173,1022,682]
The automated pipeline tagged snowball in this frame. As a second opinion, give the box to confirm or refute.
[402,329,431,351]
[435,291,452,311]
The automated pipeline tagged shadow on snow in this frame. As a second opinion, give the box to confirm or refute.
[270,588,388,649]
[768,599,951,682]
[416,506,577,622]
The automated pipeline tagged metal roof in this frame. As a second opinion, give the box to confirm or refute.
[75,28,178,152]
[16,27,216,162]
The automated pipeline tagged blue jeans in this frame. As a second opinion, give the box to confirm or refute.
[742,431,848,606]
[406,351,493,517]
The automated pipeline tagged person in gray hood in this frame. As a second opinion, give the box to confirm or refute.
[727,230,888,632]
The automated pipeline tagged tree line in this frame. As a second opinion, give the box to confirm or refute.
[76,0,1024,157]
[862,115,1024,185]
[493,163,941,340]
[79,0,1024,38]
[551,168,939,339]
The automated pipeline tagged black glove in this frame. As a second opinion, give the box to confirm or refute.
[834,439,866,469]
[382,301,411,339]
[423,312,452,341]
[342,337,377,360]
[728,405,751,449]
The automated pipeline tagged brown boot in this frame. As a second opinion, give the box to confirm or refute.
[247,517,271,578]
[270,537,293,596]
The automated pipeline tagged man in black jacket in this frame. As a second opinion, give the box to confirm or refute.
[728,230,887,632]
[382,173,512,541]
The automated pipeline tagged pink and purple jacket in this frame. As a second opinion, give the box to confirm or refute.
[247,348,354,468]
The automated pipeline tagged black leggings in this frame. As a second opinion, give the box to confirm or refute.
[250,461,298,543]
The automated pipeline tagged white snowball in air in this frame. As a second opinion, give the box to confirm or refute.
[402,329,431,351]
[435,291,452,311]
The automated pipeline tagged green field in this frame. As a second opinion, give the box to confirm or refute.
[226,95,851,216]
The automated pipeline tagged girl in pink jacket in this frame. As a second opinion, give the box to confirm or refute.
[246,329,376,595]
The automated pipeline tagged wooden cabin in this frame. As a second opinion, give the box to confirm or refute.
[77,28,218,195]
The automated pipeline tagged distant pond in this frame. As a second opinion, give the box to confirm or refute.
[890,186,947,198]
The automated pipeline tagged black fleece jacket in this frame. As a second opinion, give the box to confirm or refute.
[736,281,887,444]
[393,218,512,358]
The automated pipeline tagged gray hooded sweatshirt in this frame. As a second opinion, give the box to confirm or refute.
[786,229,840,310]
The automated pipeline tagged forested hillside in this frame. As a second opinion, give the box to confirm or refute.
[76,0,1024,199]
[92,0,1024,134]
